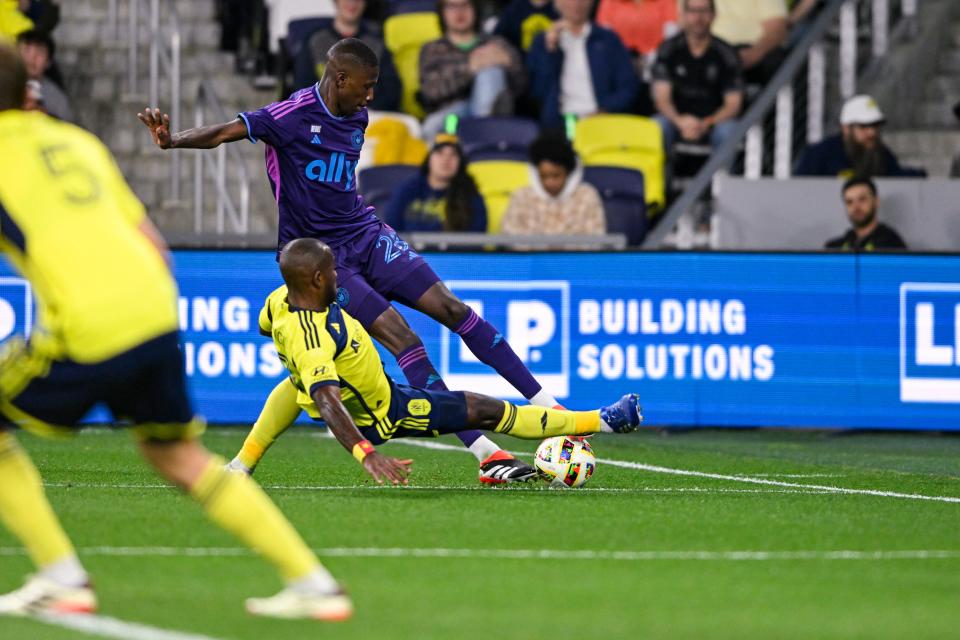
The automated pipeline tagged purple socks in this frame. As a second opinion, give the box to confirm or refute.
[453,309,542,399]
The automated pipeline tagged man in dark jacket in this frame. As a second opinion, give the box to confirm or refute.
[825,176,907,251]
[526,0,638,130]
[795,95,923,178]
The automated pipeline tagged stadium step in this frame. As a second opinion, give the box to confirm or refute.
[55,0,280,234]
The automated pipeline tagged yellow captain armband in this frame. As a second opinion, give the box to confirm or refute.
[352,440,376,463]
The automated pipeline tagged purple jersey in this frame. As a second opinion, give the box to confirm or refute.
[239,85,377,252]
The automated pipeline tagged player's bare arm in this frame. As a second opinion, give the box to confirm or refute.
[311,385,412,485]
[137,107,248,150]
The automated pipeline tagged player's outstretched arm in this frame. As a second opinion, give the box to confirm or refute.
[137,107,248,150]
[311,386,412,485]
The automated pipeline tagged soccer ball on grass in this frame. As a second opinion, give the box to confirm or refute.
[534,436,596,488]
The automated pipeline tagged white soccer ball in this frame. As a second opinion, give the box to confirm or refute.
[534,436,596,488]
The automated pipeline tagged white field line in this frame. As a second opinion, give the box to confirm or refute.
[42,482,836,496]
[2,546,960,562]
[389,439,960,504]
[31,612,227,640]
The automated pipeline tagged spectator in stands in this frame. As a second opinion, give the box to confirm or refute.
[494,0,558,53]
[383,134,488,232]
[0,0,32,43]
[795,95,918,178]
[711,0,787,84]
[526,0,638,130]
[303,0,400,110]
[419,0,525,140]
[651,0,742,152]
[16,29,71,121]
[825,176,906,251]
[596,0,677,62]
[501,131,605,236]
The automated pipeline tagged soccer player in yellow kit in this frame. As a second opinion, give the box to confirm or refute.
[0,46,368,621]
[242,237,643,476]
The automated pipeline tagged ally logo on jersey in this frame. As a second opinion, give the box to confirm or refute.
[305,152,357,190]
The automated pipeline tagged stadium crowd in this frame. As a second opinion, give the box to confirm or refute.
[1,0,931,248]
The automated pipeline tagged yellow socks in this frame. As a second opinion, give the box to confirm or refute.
[237,378,301,470]
[494,403,601,439]
[0,431,77,568]
[189,456,322,582]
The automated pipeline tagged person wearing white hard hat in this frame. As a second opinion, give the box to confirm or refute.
[794,94,923,178]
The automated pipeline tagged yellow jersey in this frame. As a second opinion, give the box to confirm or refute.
[259,285,392,425]
[0,110,178,363]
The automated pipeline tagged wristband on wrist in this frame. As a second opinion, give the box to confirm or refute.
[352,440,375,463]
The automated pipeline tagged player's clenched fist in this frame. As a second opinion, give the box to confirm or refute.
[363,453,413,485]
[137,107,172,149]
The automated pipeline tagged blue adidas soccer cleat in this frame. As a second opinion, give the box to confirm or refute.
[599,394,644,433]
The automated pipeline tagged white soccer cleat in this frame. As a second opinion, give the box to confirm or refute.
[245,587,353,621]
[0,575,96,616]
[224,458,252,476]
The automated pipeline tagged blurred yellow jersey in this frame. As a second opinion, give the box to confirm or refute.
[259,285,392,425]
[0,110,178,363]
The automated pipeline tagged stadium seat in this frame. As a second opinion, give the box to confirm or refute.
[285,16,333,91]
[582,167,647,246]
[388,0,438,15]
[384,12,442,119]
[456,117,540,162]
[267,0,335,53]
[573,115,665,214]
[359,111,427,170]
[358,164,421,214]
[466,160,529,233]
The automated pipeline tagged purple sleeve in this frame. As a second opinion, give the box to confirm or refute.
[237,105,293,147]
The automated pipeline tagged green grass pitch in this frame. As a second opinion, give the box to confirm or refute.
[1,427,959,639]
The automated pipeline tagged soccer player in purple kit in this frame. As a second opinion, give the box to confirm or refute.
[138,39,562,483]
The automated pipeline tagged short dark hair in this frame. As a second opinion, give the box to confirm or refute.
[16,29,55,59]
[328,37,379,69]
[0,44,27,111]
[684,0,716,12]
[436,0,478,34]
[842,175,878,197]
[528,131,577,173]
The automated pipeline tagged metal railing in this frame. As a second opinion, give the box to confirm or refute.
[645,0,919,248]
[110,0,250,233]
[110,0,182,202]
[192,82,251,235]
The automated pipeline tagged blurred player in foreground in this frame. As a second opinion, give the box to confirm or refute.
[138,38,559,485]
[246,237,642,477]
[0,46,352,621]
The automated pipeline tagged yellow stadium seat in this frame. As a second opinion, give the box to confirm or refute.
[360,114,428,170]
[573,115,666,214]
[384,12,442,119]
[0,0,33,43]
[467,160,529,233]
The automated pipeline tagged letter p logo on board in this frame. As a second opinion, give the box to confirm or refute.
[0,277,32,343]
[440,281,569,399]
[900,283,960,403]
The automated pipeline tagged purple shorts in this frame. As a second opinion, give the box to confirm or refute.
[331,222,440,328]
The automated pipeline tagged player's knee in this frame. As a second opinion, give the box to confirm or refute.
[438,296,470,329]
[370,310,421,354]
[465,392,504,430]
[139,438,210,491]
